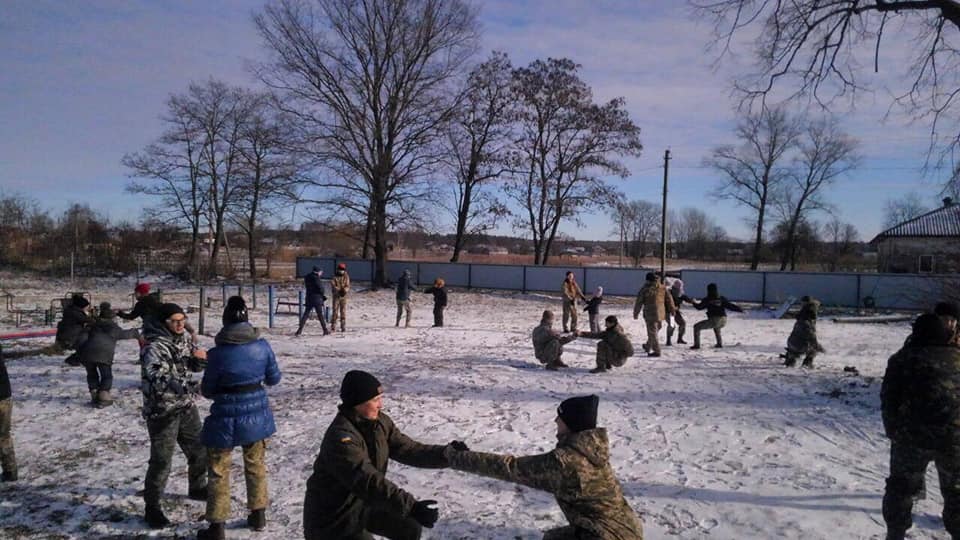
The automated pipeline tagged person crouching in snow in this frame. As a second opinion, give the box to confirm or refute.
[423,278,448,327]
[78,302,140,407]
[584,286,604,333]
[533,310,578,370]
[781,296,825,368]
[578,315,635,374]
[685,283,743,349]
[445,394,644,540]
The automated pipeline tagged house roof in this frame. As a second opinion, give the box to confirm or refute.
[872,198,960,242]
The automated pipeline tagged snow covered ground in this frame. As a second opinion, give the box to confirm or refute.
[0,279,946,539]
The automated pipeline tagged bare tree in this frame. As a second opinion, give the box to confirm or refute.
[625,200,660,266]
[445,52,514,262]
[705,106,800,269]
[693,0,960,190]
[774,118,860,270]
[254,0,479,286]
[821,217,860,271]
[772,218,820,269]
[671,207,723,260]
[883,191,930,229]
[506,58,643,265]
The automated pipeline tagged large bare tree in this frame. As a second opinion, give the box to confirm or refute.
[705,106,800,269]
[506,58,643,265]
[693,0,960,187]
[883,191,930,229]
[254,0,479,286]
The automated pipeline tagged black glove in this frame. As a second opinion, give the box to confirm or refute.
[448,440,469,452]
[410,499,438,528]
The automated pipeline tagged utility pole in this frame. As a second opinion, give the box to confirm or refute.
[660,149,670,279]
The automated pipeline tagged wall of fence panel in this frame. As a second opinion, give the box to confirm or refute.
[680,270,766,303]
[524,266,583,293]
[469,264,525,290]
[417,262,471,288]
[581,267,649,296]
[765,272,859,307]
[859,274,945,310]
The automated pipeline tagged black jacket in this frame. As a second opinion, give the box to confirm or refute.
[689,295,743,318]
[78,318,140,366]
[56,305,94,350]
[118,292,163,337]
[0,348,10,401]
[583,296,603,315]
[424,286,447,308]
[303,408,448,538]
[882,344,960,451]
[304,272,326,306]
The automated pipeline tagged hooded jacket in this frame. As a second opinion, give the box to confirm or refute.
[449,428,643,540]
[331,271,351,298]
[303,408,448,538]
[633,282,675,322]
[424,285,447,307]
[532,321,575,362]
[689,294,743,319]
[118,292,164,338]
[396,271,413,301]
[304,271,326,307]
[56,304,94,350]
[579,324,634,359]
[78,318,140,366]
[881,344,960,451]
[200,323,282,448]
[140,325,202,420]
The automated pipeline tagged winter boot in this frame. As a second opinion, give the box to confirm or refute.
[89,390,98,405]
[801,356,814,368]
[144,504,170,528]
[666,328,674,346]
[188,485,208,501]
[1,469,17,482]
[589,366,608,374]
[782,353,797,367]
[247,508,266,531]
[196,522,225,540]
[677,329,687,344]
[96,390,113,407]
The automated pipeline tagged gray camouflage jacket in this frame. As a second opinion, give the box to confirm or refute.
[140,326,203,420]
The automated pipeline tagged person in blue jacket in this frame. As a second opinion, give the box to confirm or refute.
[196,296,281,540]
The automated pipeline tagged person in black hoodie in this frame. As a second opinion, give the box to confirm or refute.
[119,283,197,344]
[423,278,448,327]
[57,294,94,363]
[79,302,141,407]
[685,283,743,349]
[296,266,329,336]
[0,346,17,481]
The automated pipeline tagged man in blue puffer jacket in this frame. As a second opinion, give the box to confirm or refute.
[197,296,281,540]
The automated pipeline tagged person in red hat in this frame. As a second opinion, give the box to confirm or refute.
[119,283,196,343]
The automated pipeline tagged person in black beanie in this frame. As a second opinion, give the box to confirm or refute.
[56,293,94,364]
[444,395,643,539]
[303,370,467,540]
[296,266,330,336]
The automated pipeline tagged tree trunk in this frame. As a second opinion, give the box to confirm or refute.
[751,199,766,270]
[362,206,373,260]
[372,184,388,288]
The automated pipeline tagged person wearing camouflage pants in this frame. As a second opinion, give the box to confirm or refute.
[331,263,350,332]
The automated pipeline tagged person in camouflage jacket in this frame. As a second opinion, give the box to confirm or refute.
[782,296,826,368]
[331,263,350,332]
[578,316,635,374]
[633,273,675,357]
[303,371,463,540]
[446,395,643,540]
[533,310,577,370]
[562,272,587,333]
[881,313,960,540]
[139,303,208,529]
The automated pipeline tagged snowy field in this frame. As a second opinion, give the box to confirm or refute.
[0,276,945,539]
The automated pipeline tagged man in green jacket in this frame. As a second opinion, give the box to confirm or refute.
[303,370,465,540]
[446,395,643,540]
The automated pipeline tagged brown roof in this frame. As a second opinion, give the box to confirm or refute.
[873,199,960,241]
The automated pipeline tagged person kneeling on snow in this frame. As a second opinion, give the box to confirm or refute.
[303,370,466,540]
[532,310,577,370]
[781,296,825,368]
[445,395,644,540]
[78,302,140,407]
[578,315,635,374]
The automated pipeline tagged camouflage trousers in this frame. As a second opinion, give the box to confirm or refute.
[537,339,563,366]
[883,440,960,539]
[0,398,16,478]
[644,318,662,354]
[205,439,268,523]
[693,316,726,347]
[308,506,421,540]
[396,301,411,327]
[596,342,626,371]
[331,297,347,331]
[562,300,579,332]
[143,406,207,507]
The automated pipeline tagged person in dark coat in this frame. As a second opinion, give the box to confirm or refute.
[665,280,687,346]
[881,314,960,540]
[445,395,644,539]
[296,266,329,336]
[78,302,140,407]
[0,346,16,482]
[583,287,604,333]
[197,296,282,540]
[56,293,94,356]
[423,278,448,327]
[395,269,414,328]
[303,370,464,540]
[685,283,743,349]
[118,283,197,343]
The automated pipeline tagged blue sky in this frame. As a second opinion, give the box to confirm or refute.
[0,0,952,242]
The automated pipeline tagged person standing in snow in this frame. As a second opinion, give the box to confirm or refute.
[633,273,675,357]
[330,263,350,333]
[584,287,604,333]
[533,310,578,371]
[0,346,17,482]
[302,370,465,540]
[685,283,743,350]
[445,395,644,540]
[881,314,960,540]
[139,303,208,529]
[395,269,415,328]
[578,315,635,374]
[934,301,959,346]
[781,296,826,368]
[196,297,281,540]
[665,280,687,346]
[78,302,141,407]
[561,272,587,333]
[296,266,330,336]
[118,283,198,344]
[423,278,448,327]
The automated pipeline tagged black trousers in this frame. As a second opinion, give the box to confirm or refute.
[433,305,444,327]
[85,363,113,391]
[298,304,328,333]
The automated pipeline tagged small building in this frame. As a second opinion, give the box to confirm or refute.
[871,197,960,273]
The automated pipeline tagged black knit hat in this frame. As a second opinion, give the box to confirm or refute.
[222,296,249,325]
[645,272,656,282]
[557,395,599,433]
[158,303,185,321]
[340,370,383,407]
[604,315,618,326]
[911,313,952,346]
[72,294,90,308]
[98,302,115,319]
[935,301,960,320]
